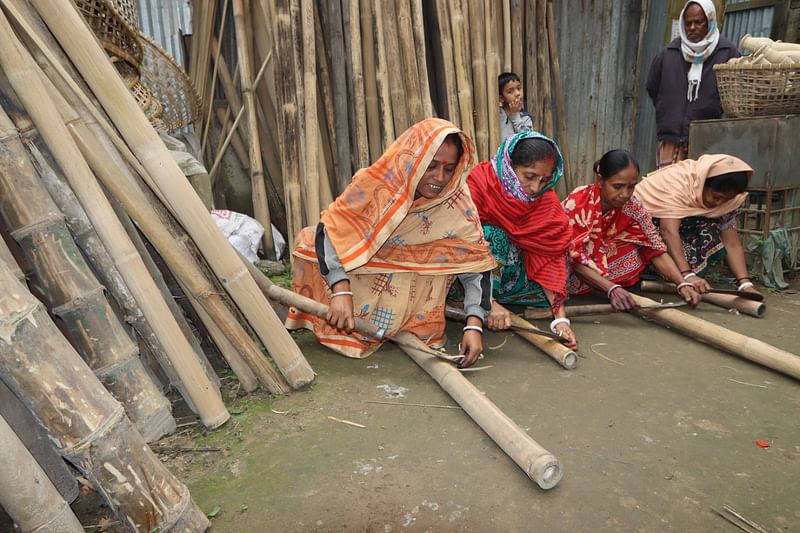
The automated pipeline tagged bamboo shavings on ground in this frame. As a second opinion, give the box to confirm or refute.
[327,416,366,429]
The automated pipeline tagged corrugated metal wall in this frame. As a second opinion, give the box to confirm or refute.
[723,0,776,48]
[137,0,193,70]
[554,0,658,183]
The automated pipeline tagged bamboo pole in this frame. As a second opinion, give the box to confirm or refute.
[449,0,475,139]
[537,0,553,137]
[327,0,353,193]
[410,0,433,117]
[242,258,562,488]
[199,0,229,156]
[0,233,21,281]
[382,0,408,135]
[210,53,251,172]
[289,0,307,218]
[509,314,578,369]
[639,280,766,318]
[510,0,524,75]
[30,0,315,389]
[233,0,275,257]
[502,0,512,71]
[396,0,422,124]
[547,0,570,193]
[372,0,395,147]
[469,0,489,160]
[0,413,84,533]
[485,0,501,148]
[525,0,539,130]
[396,332,562,489]
[301,0,320,224]
[435,0,460,125]
[275,0,306,253]
[349,0,369,168]
[631,294,800,380]
[0,12,229,428]
[360,0,381,160]
[0,263,210,532]
[22,128,189,403]
[0,108,176,443]
[526,304,621,319]
[67,110,288,394]
[189,2,216,125]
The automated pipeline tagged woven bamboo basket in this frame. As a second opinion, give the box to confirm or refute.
[714,62,800,117]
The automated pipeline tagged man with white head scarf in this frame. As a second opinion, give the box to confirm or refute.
[646,1,739,168]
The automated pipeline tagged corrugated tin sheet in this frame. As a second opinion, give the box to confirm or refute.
[723,0,775,48]
[137,0,193,70]
[555,0,656,183]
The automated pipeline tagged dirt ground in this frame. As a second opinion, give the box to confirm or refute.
[163,280,800,532]
[7,280,797,532]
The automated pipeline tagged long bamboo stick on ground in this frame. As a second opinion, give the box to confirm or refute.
[525,303,628,319]
[31,0,315,389]
[396,332,562,489]
[469,0,489,159]
[639,280,765,318]
[360,0,381,160]
[0,263,210,532]
[0,107,175,442]
[233,0,275,257]
[410,0,433,117]
[631,293,800,380]
[0,413,83,533]
[0,8,229,428]
[300,0,320,224]
[507,314,578,369]
[373,0,395,147]
[547,0,570,192]
[436,0,460,125]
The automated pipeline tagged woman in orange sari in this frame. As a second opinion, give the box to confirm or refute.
[285,119,496,368]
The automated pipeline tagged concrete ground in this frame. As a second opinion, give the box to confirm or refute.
[168,283,800,532]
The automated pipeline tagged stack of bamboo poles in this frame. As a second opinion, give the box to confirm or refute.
[0,1,318,530]
[189,0,571,255]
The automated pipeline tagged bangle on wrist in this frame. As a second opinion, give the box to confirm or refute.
[330,291,353,298]
[682,272,698,281]
[463,325,483,334]
[550,317,570,334]
[738,281,754,291]
[680,269,693,275]
[606,284,622,299]
[676,282,695,292]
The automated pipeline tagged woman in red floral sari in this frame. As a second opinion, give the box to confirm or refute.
[562,150,700,310]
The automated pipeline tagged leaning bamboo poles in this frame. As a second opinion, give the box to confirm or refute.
[0,262,210,532]
[30,0,315,390]
[0,413,84,533]
[0,7,230,428]
[0,107,175,442]
[232,0,274,257]
[631,294,800,380]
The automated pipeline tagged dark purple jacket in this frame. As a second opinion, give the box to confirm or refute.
[646,36,740,143]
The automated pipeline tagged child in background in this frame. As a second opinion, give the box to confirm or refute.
[498,72,533,143]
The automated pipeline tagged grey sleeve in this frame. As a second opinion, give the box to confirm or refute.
[510,111,533,133]
[458,271,493,322]
[315,223,349,288]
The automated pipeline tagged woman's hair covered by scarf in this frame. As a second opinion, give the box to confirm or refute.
[318,118,481,272]
[633,154,753,219]
[492,130,564,202]
[679,0,720,101]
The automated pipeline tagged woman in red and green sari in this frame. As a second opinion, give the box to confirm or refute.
[466,131,577,349]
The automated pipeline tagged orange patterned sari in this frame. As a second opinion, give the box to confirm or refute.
[285,119,496,358]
